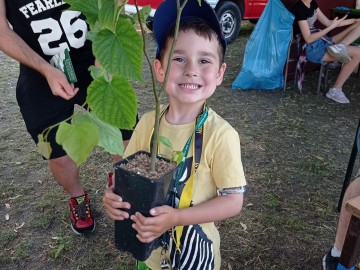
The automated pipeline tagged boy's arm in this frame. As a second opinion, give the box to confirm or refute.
[0,0,78,100]
[131,192,244,243]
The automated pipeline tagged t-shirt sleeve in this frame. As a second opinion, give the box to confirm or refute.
[211,127,246,189]
[123,113,152,157]
[312,0,318,10]
[292,3,308,21]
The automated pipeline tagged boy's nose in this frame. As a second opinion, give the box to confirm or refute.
[184,63,198,77]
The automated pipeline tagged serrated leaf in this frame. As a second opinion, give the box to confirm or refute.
[64,0,99,27]
[56,121,99,166]
[98,0,117,30]
[87,76,137,129]
[37,134,52,159]
[73,113,124,155]
[93,18,143,80]
[158,136,173,149]
[135,5,151,25]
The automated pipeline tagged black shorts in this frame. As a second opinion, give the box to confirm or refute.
[16,64,136,159]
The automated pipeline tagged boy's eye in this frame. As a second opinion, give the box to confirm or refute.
[200,59,211,64]
[173,57,184,62]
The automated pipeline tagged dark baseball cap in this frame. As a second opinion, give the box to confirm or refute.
[153,0,227,59]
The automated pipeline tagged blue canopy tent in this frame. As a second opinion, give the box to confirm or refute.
[232,0,294,90]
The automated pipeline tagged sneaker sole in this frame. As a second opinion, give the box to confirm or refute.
[327,48,351,64]
[322,254,326,270]
[70,221,96,236]
[326,92,350,104]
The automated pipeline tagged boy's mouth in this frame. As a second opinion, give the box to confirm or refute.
[180,83,201,90]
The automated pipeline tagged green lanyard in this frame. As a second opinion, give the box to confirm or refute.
[173,105,208,190]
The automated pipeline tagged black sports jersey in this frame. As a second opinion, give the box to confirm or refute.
[5,0,94,74]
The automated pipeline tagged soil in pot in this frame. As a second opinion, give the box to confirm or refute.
[113,151,178,261]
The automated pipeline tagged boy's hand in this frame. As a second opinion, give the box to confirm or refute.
[102,187,131,220]
[131,205,177,243]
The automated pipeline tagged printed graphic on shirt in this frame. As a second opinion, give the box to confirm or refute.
[172,156,193,207]
[307,10,318,32]
[168,225,215,269]
[29,10,87,77]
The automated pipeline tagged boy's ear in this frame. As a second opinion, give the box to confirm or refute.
[154,59,165,83]
[216,63,227,86]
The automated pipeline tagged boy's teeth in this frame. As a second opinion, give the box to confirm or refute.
[183,84,198,89]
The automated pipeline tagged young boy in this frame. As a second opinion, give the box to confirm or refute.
[103,0,246,269]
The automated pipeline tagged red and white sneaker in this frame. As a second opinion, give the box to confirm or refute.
[69,192,95,235]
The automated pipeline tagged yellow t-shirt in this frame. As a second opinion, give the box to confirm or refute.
[124,106,246,270]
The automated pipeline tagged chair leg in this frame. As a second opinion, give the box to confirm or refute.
[317,64,325,95]
[323,64,329,93]
[283,40,292,91]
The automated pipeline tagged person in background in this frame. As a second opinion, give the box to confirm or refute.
[292,0,360,104]
[0,0,133,235]
[322,175,360,270]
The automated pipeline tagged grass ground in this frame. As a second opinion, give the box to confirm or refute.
[1,22,360,269]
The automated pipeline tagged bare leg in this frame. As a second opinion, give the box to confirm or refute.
[332,22,360,45]
[334,177,360,251]
[49,140,129,197]
[49,155,84,198]
[332,46,360,88]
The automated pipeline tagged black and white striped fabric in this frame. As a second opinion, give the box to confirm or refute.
[168,224,214,270]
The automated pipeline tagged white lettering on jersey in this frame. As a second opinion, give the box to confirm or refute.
[19,1,66,19]
[19,6,30,19]
[26,3,39,16]
[34,0,47,13]
[60,11,87,49]
[42,0,55,9]
[29,11,87,65]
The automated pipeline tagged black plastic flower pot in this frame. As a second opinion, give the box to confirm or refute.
[113,151,177,261]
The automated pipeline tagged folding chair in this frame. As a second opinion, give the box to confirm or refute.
[283,34,330,94]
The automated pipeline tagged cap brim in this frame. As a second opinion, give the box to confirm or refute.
[153,0,226,58]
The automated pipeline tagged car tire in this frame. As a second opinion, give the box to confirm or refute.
[215,1,242,44]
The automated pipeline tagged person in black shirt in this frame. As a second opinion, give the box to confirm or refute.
[292,0,360,104]
[0,0,133,235]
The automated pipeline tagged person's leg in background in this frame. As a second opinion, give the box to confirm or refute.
[322,22,360,104]
[323,176,360,270]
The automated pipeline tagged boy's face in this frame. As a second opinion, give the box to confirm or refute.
[154,29,226,108]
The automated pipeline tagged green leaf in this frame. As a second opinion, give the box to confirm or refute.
[93,18,143,80]
[56,121,99,166]
[54,243,65,259]
[86,76,137,129]
[72,113,124,156]
[135,5,151,25]
[175,151,184,165]
[89,65,102,79]
[89,112,124,155]
[158,136,173,149]
[36,134,52,159]
[64,0,99,27]
[98,0,117,31]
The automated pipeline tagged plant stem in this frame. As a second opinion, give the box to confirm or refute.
[150,0,188,171]
[134,0,189,171]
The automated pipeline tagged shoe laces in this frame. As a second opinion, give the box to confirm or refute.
[71,200,90,221]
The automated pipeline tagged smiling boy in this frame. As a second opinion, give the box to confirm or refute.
[103,0,246,269]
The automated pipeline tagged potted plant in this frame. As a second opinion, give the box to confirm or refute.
[37,0,189,261]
